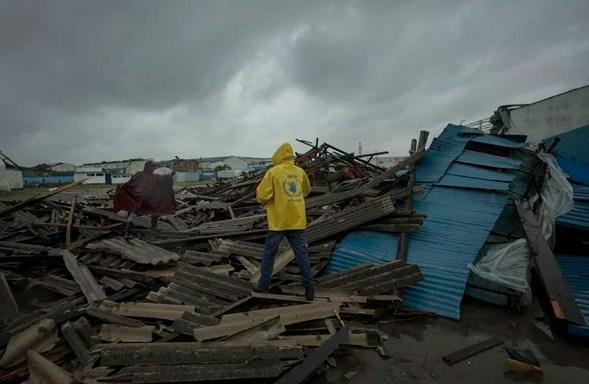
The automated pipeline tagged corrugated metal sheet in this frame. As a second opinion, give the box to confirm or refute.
[403,187,508,319]
[436,175,511,191]
[470,134,527,148]
[555,155,589,186]
[557,183,589,231]
[556,255,589,337]
[326,124,522,319]
[415,137,466,183]
[446,163,514,182]
[457,150,522,169]
[325,231,398,274]
[544,124,589,167]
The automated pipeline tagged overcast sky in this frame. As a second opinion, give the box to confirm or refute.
[1,1,588,166]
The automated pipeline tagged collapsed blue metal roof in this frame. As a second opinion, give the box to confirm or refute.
[326,124,525,319]
[556,255,589,337]
[326,231,398,274]
[556,155,589,186]
[557,183,589,231]
[544,124,589,166]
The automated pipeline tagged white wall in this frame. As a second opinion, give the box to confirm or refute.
[0,164,23,191]
[507,85,589,145]
[74,172,105,184]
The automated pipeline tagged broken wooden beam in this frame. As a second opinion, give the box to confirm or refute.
[516,201,585,324]
[96,343,304,366]
[442,337,503,365]
[62,250,106,303]
[275,325,350,384]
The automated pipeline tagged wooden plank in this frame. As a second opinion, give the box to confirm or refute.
[515,201,585,324]
[99,301,194,321]
[275,326,350,384]
[97,343,304,366]
[98,324,154,343]
[85,307,152,327]
[249,249,293,283]
[220,302,340,325]
[223,316,285,343]
[62,250,106,303]
[193,318,272,342]
[251,291,328,303]
[285,332,371,348]
[0,180,86,218]
[236,256,259,274]
[121,360,285,383]
[65,195,77,247]
[60,322,89,365]
[442,337,503,365]
[0,273,18,324]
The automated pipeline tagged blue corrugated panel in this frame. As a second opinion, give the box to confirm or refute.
[402,187,509,319]
[326,124,520,319]
[414,137,466,183]
[556,156,589,186]
[325,231,398,274]
[556,255,589,337]
[470,134,527,148]
[544,124,589,166]
[436,175,510,191]
[446,163,514,182]
[457,150,521,169]
[557,183,589,231]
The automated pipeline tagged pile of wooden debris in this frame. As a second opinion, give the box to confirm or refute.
[0,139,430,383]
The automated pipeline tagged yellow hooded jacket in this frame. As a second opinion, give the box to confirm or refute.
[256,143,311,231]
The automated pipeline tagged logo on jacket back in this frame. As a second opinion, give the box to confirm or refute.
[283,176,302,198]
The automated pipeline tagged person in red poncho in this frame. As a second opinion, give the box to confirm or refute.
[113,160,176,236]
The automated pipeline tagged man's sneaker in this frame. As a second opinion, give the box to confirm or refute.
[305,287,315,301]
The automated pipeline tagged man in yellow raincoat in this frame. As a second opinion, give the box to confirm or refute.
[256,143,314,300]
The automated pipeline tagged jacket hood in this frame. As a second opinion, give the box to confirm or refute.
[272,143,295,166]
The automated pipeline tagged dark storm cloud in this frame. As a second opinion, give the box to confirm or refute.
[0,0,588,165]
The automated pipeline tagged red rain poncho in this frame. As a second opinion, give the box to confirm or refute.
[113,161,175,216]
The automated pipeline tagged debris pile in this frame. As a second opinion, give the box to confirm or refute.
[0,140,427,383]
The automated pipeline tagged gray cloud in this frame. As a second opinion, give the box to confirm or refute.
[1,0,588,166]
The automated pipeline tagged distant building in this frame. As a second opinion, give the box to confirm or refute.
[469,84,589,165]
[0,157,23,191]
[48,163,77,173]
[22,162,75,186]
[156,156,271,182]
[74,159,147,184]
[373,156,403,168]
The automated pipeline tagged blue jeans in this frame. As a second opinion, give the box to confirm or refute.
[258,230,314,290]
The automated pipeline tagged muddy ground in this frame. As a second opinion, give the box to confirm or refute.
[313,298,589,384]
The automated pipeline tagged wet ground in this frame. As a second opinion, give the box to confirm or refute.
[313,298,589,384]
